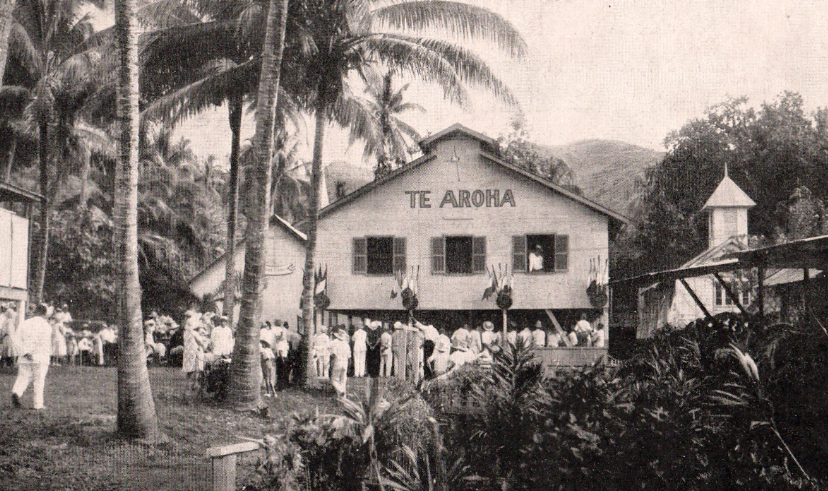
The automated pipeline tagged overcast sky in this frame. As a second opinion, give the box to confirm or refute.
[87,0,828,165]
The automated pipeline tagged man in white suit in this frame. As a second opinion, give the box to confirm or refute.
[11,304,53,410]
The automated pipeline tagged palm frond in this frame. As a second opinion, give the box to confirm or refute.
[138,0,204,29]
[368,1,528,58]
[0,86,32,117]
[394,35,518,107]
[330,91,382,154]
[8,22,44,81]
[141,58,259,127]
[362,35,469,107]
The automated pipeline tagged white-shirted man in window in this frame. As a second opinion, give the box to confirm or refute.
[528,244,545,272]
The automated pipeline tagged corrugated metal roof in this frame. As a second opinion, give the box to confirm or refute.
[702,176,756,209]
[765,268,822,286]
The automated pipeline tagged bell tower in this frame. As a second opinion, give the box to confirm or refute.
[702,164,755,249]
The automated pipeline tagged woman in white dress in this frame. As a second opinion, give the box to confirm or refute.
[182,314,207,379]
[50,310,68,365]
[0,304,20,365]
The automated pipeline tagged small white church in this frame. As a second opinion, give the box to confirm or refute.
[637,168,756,337]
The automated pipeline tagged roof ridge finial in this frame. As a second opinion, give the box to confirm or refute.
[724,161,729,178]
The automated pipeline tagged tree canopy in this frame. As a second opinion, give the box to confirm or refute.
[626,92,828,276]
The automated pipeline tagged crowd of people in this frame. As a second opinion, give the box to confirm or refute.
[306,313,607,390]
[0,301,120,369]
[3,297,608,407]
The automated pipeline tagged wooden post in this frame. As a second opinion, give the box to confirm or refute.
[757,266,765,319]
[679,278,713,320]
[502,309,507,338]
[545,309,573,347]
[206,441,261,491]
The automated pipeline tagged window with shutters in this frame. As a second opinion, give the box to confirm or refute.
[353,236,405,276]
[431,236,486,275]
[515,234,569,273]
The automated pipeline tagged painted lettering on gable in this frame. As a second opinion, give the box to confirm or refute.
[408,189,516,208]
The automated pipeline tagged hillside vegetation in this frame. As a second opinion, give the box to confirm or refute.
[542,140,664,216]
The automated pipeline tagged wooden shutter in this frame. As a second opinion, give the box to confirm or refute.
[393,237,406,273]
[353,237,367,274]
[431,237,445,274]
[512,235,527,272]
[472,237,486,273]
[554,235,569,271]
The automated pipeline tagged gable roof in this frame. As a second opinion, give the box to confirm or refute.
[418,123,498,153]
[188,213,305,285]
[702,175,756,209]
[680,236,750,269]
[308,124,629,229]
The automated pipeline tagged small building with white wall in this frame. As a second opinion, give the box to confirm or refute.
[637,168,757,337]
[188,215,307,326]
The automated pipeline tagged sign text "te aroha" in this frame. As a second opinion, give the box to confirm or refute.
[405,189,516,209]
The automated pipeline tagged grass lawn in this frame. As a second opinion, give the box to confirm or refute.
[0,365,342,490]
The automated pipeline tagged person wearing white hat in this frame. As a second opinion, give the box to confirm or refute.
[210,316,234,357]
[532,321,546,348]
[144,319,166,364]
[435,328,451,355]
[328,327,351,398]
[365,320,382,377]
[313,325,331,378]
[50,307,68,366]
[11,304,53,410]
[448,338,476,368]
[77,330,94,366]
[427,333,452,377]
[451,324,470,347]
[351,321,367,377]
[1,303,20,367]
[182,315,208,379]
[468,324,483,354]
[379,324,393,377]
[480,321,497,348]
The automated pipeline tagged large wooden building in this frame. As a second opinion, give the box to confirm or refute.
[189,124,627,338]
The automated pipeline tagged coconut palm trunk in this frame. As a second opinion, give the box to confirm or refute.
[0,0,15,84]
[228,0,288,410]
[114,0,160,440]
[79,146,91,208]
[33,122,49,303]
[2,135,15,182]
[299,96,326,387]
[223,94,243,326]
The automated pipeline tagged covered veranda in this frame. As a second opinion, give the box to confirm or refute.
[612,235,828,331]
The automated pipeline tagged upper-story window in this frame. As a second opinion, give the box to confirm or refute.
[431,236,486,275]
[353,236,405,275]
[512,234,568,273]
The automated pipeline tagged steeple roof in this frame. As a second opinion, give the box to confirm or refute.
[702,172,756,210]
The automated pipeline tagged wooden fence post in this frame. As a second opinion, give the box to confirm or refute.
[205,441,261,491]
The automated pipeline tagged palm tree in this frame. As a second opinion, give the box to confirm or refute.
[228,0,289,410]
[113,0,160,440]
[5,0,104,302]
[292,0,527,386]
[363,72,423,178]
[0,0,15,84]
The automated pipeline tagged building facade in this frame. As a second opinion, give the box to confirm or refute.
[190,124,627,337]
